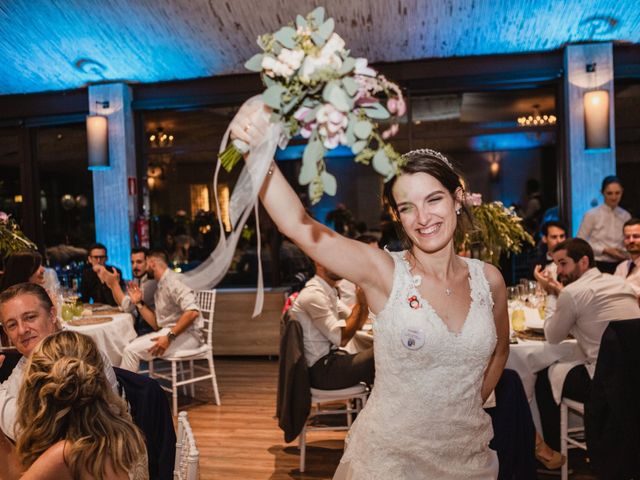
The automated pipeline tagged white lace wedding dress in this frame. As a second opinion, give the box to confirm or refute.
[334,252,499,479]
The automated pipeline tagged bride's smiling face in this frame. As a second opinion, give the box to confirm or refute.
[392,172,460,253]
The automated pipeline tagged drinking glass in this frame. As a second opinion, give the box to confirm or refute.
[511,308,525,332]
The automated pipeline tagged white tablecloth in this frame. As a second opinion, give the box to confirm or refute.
[507,338,578,433]
[66,312,137,366]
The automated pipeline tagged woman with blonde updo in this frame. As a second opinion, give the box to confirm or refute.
[15,330,147,480]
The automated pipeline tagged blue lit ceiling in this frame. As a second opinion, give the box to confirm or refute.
[0,0,638,95]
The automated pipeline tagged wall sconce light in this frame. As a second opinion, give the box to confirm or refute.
[490,161,500,181]
[583,90,610,150]
[86,114,110,170]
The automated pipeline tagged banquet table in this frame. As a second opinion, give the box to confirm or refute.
[65,312,137,366]
[507,337,578,433]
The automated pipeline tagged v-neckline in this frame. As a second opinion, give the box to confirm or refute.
[403,254,476,336]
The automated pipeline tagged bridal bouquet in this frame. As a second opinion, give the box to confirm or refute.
[456,195,534,266]
[218,6,406,204]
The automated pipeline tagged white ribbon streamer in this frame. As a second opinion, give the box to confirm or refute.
[180,97,282,317]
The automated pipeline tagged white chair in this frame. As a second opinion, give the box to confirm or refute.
[560,397,586,480]
[173,411,199,480]
[298,384,369,473]
[149,289,221,415]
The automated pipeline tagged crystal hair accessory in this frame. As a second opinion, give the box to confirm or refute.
[401,148,453,170]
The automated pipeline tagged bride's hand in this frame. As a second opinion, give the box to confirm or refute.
[229,96,272,150]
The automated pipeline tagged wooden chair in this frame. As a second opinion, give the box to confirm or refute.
[149,289,221,415]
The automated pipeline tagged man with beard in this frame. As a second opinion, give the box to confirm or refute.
[534,238,640,451]
[97,247,157,335]
[531,221,567,282]
[118,250,202,373]
[613,218,640,298]
[289,260,374,390]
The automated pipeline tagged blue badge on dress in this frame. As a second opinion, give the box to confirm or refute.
[401,327,425,350]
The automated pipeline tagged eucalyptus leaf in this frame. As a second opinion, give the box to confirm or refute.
[338,57,355,75]
[354,121,373,140]
[262,76,276,88]
[342,76,359,97]
[281,96,300,115]
[274,26,297,49]
[296,15,307,29]
[270,112,282,123]
[298,160,317,185]
[362,103,391,120]
[372,149,393,178]
[302,139,325,165]
[345,121,356,145]
[321,171,337,196]
[317,18,335,40]
[263,84,286,110]
[244,53,264,72]
[311,32,326,46]
[351,140,368,154]
[323,82,351,112]
[309,6,325,25]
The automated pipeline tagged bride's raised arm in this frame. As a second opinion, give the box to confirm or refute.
[231,99,393,304]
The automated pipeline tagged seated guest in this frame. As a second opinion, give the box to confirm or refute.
[614,218,640,297]
[96,248,157,335]
[119,250,203,373]
[289,260,373,390]
[535,238,640,450]
[80,243,122,306]
[15,330,147,479]
[0,283,119,442]
[0,251,46,292]
[530,221,567,281]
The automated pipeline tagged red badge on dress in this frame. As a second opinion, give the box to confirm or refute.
[408,295,421,309]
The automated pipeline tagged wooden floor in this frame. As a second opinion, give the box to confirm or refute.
[176,358,597,480]
[180,358,345,480]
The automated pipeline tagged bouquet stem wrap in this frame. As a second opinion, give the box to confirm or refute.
[180,96,283,317]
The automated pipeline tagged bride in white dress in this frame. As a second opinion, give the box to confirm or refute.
[231,101,509,479]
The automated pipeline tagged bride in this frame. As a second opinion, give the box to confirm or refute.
[231,100,509,479]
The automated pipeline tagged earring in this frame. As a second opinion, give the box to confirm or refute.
[455,208,461,215]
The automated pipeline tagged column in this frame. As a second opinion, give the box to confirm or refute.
[88,83,137,279]
[563,43,616,236]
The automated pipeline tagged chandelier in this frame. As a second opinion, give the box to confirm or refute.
[517,104,557,127]
[148,128,174,148]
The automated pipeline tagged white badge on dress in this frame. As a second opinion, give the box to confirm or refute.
[401,327,425,350]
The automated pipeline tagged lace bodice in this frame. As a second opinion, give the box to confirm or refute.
[334,251,499,480]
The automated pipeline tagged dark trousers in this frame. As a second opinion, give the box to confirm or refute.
[487,369,537,480]
[536,365,591,451]
[596,261,620,275]
[308,348,375,390]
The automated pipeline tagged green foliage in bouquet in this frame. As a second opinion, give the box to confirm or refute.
[0,212,37,259]
[220,6,406,204]
[455,201,534,266]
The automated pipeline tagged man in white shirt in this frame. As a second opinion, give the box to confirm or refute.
[534,238,640,450]
[577,175,631,273]
[119,251,203,373]
[289,261,373,390]
[613,218,640,298]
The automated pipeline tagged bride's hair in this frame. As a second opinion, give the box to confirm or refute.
[16,330,146,478]
[383,149,473,250]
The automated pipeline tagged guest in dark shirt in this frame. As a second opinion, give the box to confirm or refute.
[80,243,122,306]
